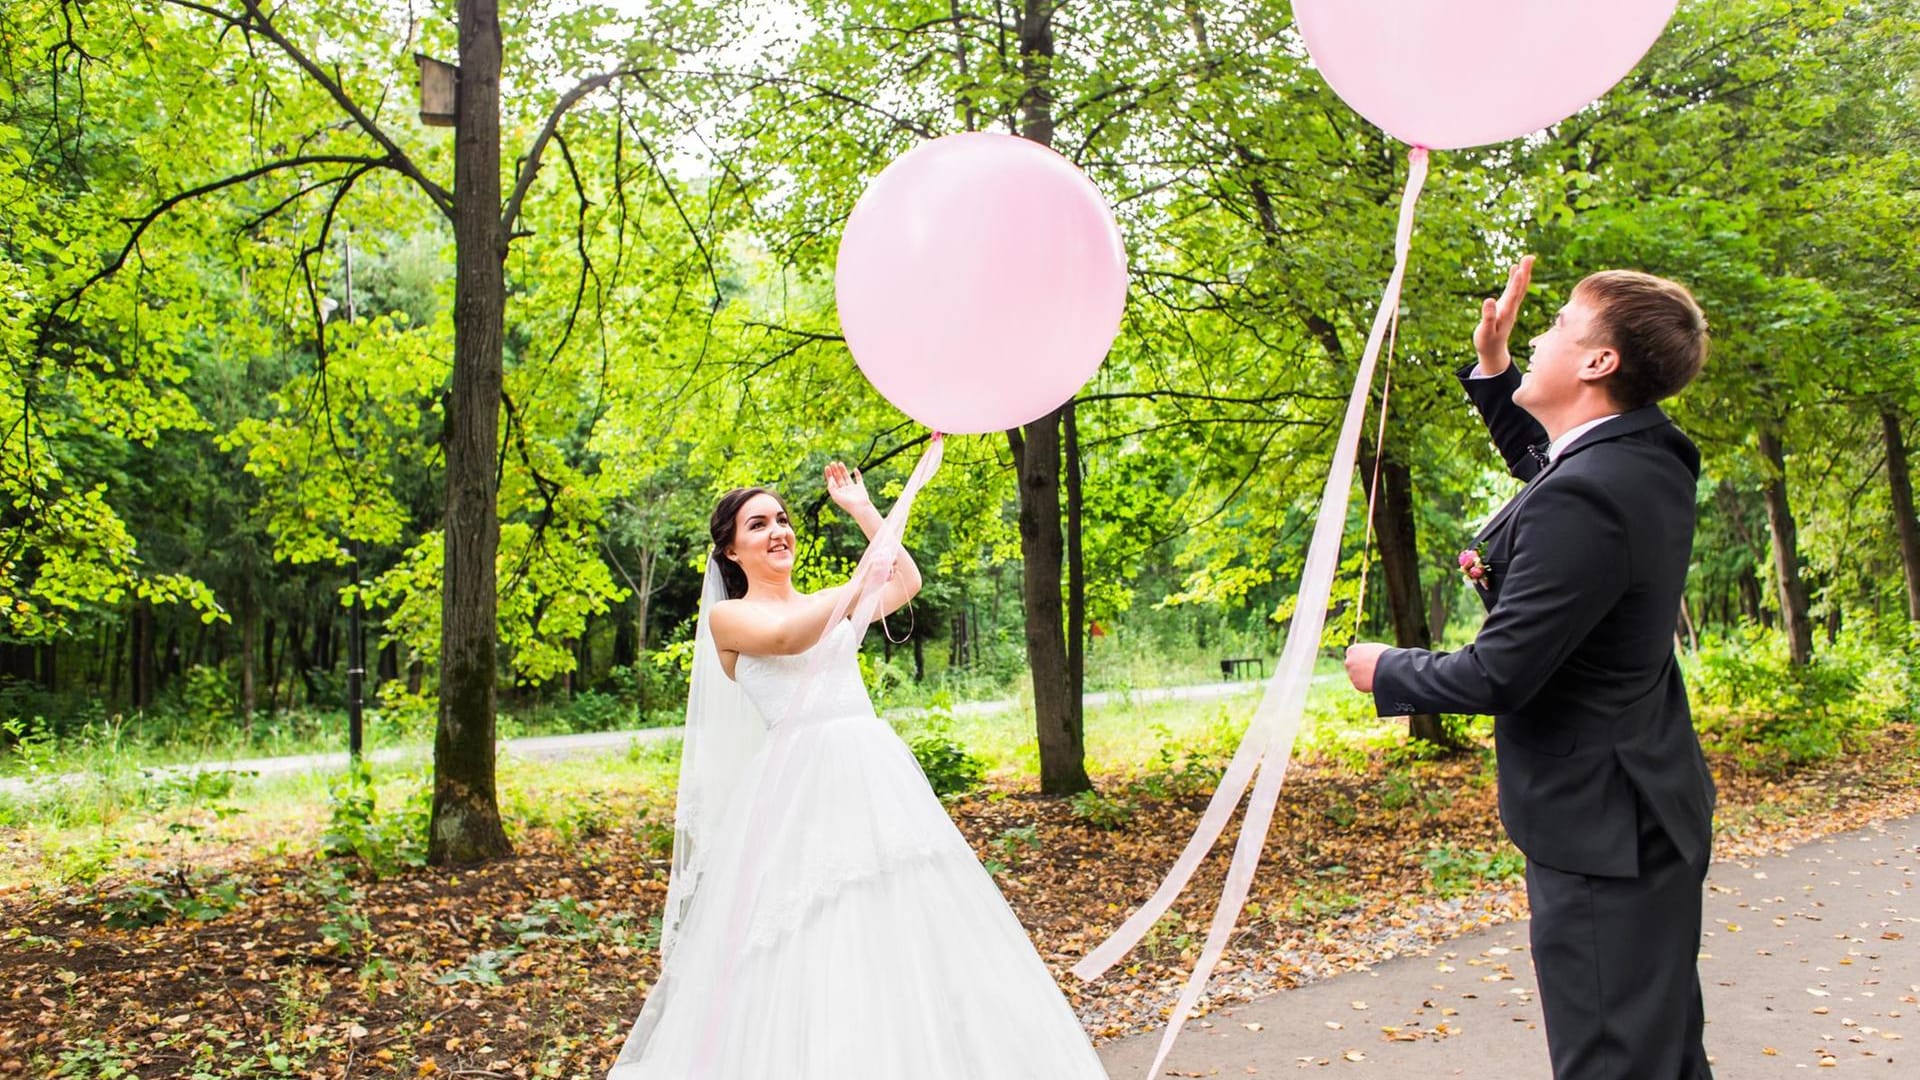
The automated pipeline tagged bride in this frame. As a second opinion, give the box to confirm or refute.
[608,462,1107,1079]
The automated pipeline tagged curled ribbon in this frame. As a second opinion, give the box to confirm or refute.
[1073,148,1430,1079]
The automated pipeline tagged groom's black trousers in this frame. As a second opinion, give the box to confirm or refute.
[1525,794,1713,1080]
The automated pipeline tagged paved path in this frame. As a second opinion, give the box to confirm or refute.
[1099,813,1917,1077]
[0,677,1273,796]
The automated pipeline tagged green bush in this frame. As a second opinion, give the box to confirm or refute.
[1067,788,1136,830]
[1688,626,1913,769]
[97,871,248,929]
[562,689,631,733]
[1422,843,1525,899]
[907,728,986,797]
[371,688,437,744]
[319,763,430,877]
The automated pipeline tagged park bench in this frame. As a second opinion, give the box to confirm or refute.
[1218,657,1266,681]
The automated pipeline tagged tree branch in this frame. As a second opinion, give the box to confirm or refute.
[161,0,453,217]
[40,153,386,330]
[503,69,634,237]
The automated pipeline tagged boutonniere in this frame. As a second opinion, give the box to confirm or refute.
[1459,543,1491,590]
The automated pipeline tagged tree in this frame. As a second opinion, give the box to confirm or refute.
[15,0,734,860]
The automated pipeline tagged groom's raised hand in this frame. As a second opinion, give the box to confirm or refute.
[1472,255,1535,376]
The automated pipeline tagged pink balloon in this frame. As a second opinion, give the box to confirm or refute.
[835,133,1128,435]
[1294,0,1678,150]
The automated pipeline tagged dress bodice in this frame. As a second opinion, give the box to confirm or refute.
[733,620,877,727]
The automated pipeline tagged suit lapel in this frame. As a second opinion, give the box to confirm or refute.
[1475,456,1560,545]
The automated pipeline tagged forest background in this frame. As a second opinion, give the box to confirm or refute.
[2,1,1918,1076]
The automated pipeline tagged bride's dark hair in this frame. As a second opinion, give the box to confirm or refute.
[709,487,790,599]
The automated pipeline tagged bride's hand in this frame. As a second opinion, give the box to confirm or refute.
[825,461,874,517]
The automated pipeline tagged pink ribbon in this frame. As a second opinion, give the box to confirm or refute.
[1073,148,1430,1079]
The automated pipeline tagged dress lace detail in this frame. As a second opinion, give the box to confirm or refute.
[733,620,877,727]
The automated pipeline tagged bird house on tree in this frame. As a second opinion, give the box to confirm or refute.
[415,54,458,126]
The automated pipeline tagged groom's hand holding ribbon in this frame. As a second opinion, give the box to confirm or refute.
[1344,642,1388,694]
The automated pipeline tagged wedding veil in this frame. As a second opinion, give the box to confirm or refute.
[657,557,767,960]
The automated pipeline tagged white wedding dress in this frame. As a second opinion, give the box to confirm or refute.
[608,617,1108,1078]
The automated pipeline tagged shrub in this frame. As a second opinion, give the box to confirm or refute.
[371,688,437,744]
[1067,788,1136,830]
[319,763,430,877]
[984,824,1043,876]
[562,689,631,733]
[97,871,247,929]
[1422,844,1524,899]
[907,729,986,797]
[1688,626,1911,769]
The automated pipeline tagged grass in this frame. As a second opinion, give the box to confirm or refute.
[0,686,682,783]
[0,654,1399,892]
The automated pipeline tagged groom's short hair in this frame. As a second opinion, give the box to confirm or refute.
[1573,270,1710,410]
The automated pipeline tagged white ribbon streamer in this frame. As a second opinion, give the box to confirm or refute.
[1073,148,1430,1080]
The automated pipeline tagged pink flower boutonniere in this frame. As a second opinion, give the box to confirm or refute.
[1459,543,1492,590]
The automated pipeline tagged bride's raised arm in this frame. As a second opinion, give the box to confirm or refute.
[825,460,921,615]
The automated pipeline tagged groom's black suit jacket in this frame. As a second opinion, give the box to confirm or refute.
[1374,364,1716,878]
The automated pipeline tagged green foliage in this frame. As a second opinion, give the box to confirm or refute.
[1066,788,1137,830]
[1690,625,1915,769]
[1286,869,1363,922]
[1123,720,1230,799]
[1422,844,1526,899]
[97,869,247,929]
[983,823,1043,878]
[907,728,987,798]
[319,763,428,877]
[900,705,989,797]
[440,897,656,987]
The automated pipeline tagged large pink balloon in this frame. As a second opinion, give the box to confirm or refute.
[1294,0,1678,150]
[835,132,1128,435]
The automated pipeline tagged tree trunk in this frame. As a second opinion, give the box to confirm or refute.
[1426,578,1449,645]
[240,587,258,722]
[1737,567,1765,626]
[949,608,969,669]
[1008,0,1088,795]
[1883,408,1920,622]
[284,620,303,712]
[1757,427,1814,666]
[430,0,513,865]
[131,603,156,710]
[0,643,32,686]
[107,624,124,704]
[1010,414,1089,795]
[1360,444,1460,748]
[629,547,656,712]
[261,616,279,712]
[612,607,636,670]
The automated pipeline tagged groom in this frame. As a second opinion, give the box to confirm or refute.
[1345,256,1717,1079]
